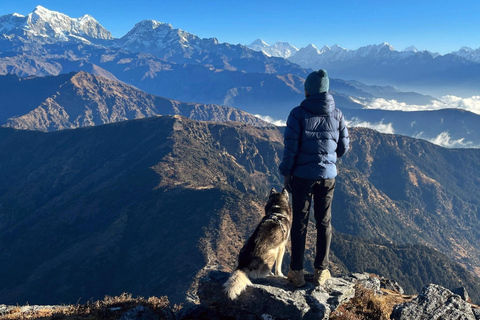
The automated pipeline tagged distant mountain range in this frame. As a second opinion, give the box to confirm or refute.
[0,5,478,147]
[0,7,469,109]
[3,71,479,148]
[1,116,480,305]
[247,40,480,97]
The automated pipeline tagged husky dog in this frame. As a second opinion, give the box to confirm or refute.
[224,188,292,300]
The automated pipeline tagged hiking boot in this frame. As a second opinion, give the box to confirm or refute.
[313,268,331,286]
[287,269,306,287]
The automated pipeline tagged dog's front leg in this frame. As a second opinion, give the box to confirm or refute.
[274,243,286,277]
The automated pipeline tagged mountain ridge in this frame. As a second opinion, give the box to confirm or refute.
[1,116,480,305]
[0,71,269,131]
[246,39,480,96]
[247,38,476,63]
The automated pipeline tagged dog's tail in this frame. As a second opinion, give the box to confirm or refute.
[223,269,252,300]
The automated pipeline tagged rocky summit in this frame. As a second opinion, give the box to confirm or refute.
[187,270,357,319]
[391,284,480,320]
[184,274,480,320]
[2,273,480,319]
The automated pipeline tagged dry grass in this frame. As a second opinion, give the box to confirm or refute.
[0,293,180,320]
[330,284,415,320]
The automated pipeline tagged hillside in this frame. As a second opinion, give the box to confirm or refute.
[335,128,480,274]
[331,232,480,300]
[0,72,268,131]
[0,116,283,304]
[1,117,480,305]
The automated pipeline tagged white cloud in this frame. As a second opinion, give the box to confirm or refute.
[363,95,480,115]
[418,131,477,148]
[346,118,395,134]
[254,114,286,126]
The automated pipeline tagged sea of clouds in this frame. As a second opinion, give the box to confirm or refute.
[364,95,480,115]
[354,95,480,148]
[256,95,480,148]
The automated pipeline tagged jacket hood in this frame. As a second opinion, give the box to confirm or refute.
[300,92,335,115]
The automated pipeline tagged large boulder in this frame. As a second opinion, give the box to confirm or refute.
[182,270,356,320]
[391,284,477,320]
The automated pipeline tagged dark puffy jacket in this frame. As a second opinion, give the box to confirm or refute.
[279,93,349,180]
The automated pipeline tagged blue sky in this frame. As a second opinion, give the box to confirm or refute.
[1,0,479,54]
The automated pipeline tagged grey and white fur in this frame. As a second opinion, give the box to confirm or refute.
[223,188,292,300]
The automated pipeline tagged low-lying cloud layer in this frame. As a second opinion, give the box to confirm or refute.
[417,131,478,149]
[346,118,395,134]
[259,96,480,148]
[254,114,286,126]
[364,95,480,115]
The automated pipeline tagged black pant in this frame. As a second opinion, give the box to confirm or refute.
[290,176,335,271]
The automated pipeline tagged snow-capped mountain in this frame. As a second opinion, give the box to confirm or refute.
[403,46,419,53]
[280,41,480,96]
[2,6,480,98]
[452,46,480,63]
[286,43,321,67]
[0,5,112,45]
[113,20,307,76]
[246,39,298,58]
[115,19,219,56]
[289,42,399,67]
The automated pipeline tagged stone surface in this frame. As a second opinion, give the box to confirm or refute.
[350,272,370,281]
[391,284,476,320]
[472,307,480,320]
[188,270,356,320]
[346,272,383,295]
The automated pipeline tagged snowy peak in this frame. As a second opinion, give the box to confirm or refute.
[119,19,171,43]
[355,42,395,57]
[452,46,480,63]
[246,39,298,58]
[296,44,320,56]
[403,45,418,53]
[0,6,113,43]
[286,44,322,66]
[0,11,26,33]
[250,38,269,47]
[247,39,272,56]
[27,5,113,40]
[330,44,347,52]
[117,19,203,53]
[129,19,173,32]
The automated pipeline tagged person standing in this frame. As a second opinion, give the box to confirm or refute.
[279,69,349,287]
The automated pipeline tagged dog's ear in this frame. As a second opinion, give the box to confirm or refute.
[282,188,289,198]
[270,187,276,195]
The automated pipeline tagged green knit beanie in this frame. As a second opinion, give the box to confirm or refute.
[305,69,329,95]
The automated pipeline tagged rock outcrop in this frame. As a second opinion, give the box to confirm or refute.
[3,272,480,320]
[181,270,377,320]
[391,284,479,320]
